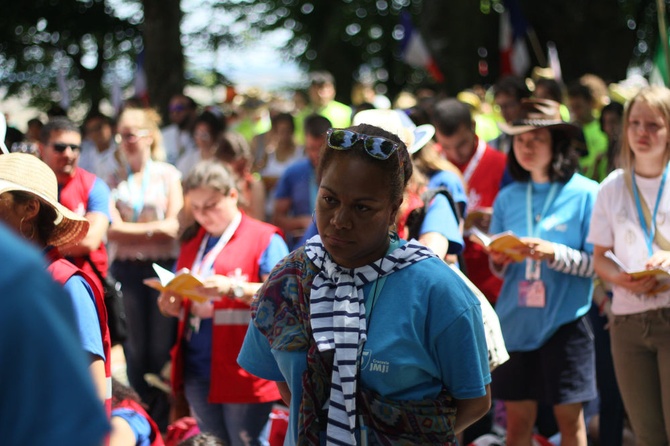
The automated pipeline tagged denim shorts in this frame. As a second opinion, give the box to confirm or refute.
[491,315,597,405]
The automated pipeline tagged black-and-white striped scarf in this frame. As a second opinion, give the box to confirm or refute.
[305,235,436,445]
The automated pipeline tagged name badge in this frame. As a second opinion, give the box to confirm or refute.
[518,280,546,308]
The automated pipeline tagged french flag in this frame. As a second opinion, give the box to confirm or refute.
[400,11,444,83]
[499,0,530,77]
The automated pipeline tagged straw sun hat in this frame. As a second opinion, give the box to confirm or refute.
[0,153,89,247]
[498,98,580,138]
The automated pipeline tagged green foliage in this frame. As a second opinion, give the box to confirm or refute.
[0,0,140,111]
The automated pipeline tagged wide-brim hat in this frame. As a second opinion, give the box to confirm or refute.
[352,108,435,154]
[498,98,580,138]
[0,153,89,247]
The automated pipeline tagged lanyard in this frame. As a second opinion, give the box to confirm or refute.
[526,182,559,237]
[632,163,669,256]
[191,211,242,277]
[462,137,486,184]
[127,160,151,222]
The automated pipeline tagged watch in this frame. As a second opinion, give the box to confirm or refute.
[230,282,245,299]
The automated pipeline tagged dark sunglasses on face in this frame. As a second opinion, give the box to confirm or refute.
[169,104,187,113]
[326,128,400,160]
[52,143,80,153]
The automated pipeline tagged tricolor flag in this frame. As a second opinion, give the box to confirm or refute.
[400,11,444,83]
[499,0,530,77]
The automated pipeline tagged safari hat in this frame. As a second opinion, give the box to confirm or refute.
[498,98,580,137]
[352,108,435,154]
[0,153,89,247]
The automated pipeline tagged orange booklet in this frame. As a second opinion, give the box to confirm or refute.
[605,251,670,292]
[469,227,528,262]
[143,263,210,303]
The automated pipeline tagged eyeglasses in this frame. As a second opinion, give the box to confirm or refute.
[326,129,400,160]
[52,143,80,153]
[115,130,150,144]
[194,131,212,141]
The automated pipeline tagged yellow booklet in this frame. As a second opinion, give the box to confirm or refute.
[143,263,210,303]
[605,251,670,292]
[469,227,528,262]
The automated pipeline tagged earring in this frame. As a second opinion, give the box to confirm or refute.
[19,217,35,241]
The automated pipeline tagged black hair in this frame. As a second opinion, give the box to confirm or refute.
[493,75,532,101]
[8,191,57,246]
[567,82,593,102]
[431,98,473,136]
[317,124,412,206]
[171,93,198,110]
[271,112,295,132]
[534,78,564,103]
[303,114,332,138]
[309,70,335,86]
[83,111,113,127]
[40,117,80,144]
[111,378,145,408]
[177,433,225,446]
[194,111,226,139]
[599,101,624,131]
[507,128,580,182]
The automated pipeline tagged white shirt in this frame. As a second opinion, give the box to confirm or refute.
[161,124,196,165]
[588,169,670,314]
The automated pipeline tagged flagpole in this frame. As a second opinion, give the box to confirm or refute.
[658,0,670,86]
[526,28,547,68]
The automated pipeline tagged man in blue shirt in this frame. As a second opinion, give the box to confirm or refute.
[272,114,331,249]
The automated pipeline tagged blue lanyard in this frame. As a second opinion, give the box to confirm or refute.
[526,182,559,237]
[631,163,669,256]
[127,160,151,222]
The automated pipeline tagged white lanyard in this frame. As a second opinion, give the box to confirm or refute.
[463,138,486,184]
[525,182,559,280]
[191,211,242,277]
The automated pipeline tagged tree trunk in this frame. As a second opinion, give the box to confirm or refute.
[142,0,184,123]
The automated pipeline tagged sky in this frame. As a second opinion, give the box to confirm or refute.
[111,0,305,93]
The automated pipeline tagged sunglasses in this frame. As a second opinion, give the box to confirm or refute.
[169,104,187,113]
[52,143,80,153]
[326,129,400,160]
[115,130,150,144]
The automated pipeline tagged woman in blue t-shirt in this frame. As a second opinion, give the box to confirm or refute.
[486,99,599,445]
[239,124,491,445]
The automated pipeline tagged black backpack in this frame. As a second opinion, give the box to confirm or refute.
[405,187,467,274]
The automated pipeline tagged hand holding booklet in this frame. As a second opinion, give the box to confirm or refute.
[143,263,210,304]
[469,227,528,262]
[605,251,670,293]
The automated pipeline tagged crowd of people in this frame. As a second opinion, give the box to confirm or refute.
[2,67,670,446]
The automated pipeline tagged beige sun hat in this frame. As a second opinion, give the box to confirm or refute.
[352,108,435,154]
[497,98,580,138]
[0,153,89,247]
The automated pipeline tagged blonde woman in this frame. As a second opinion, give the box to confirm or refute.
[589,86,670,445]
[108,107,183,430]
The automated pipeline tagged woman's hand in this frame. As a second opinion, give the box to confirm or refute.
[157,291,183,317]
[195,275,234,300]
[488,249,517,266]
[190,300,214,319]
[521,237,555,262]
[610,271,658,295]
[646,250,670,269]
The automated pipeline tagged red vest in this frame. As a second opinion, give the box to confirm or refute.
[46,248,112,417]
[171,214,282,404]
[115,399,165,446]
[58,167,109,290]
[459,143,506,304]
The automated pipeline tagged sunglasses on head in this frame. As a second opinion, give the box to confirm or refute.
[326,129,400,160]
[52,143,80,153]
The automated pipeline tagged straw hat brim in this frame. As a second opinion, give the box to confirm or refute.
[0,180,89,247]
[498,120,581,138]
